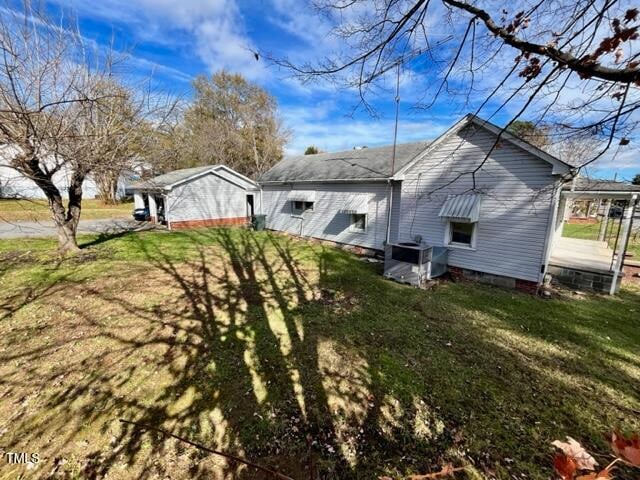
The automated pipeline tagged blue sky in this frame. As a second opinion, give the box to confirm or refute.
[27,0,640,180]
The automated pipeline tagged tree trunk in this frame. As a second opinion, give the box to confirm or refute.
[96,170,120,205]
[17,154,83,254]
[56,221,81,254]
[58,168,86,254]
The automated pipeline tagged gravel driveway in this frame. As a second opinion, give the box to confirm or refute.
[0,218,162,239]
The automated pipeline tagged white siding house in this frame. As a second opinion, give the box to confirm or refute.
[394,122,563,283]
[0,145,131,200]
[259,141,430,250]
[261,182,390,250]
[259,114,577,291]
[130,165,260,230]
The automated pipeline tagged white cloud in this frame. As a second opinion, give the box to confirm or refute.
[587,144,640,179]
[53,0,266,80]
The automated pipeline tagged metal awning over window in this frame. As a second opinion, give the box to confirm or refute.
[287,190,316,202]
[438,194,481,223]
[339,194,370,214]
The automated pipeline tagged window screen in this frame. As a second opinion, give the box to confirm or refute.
[450,222,474,245]
[292,201,313,215]
[350,214,366,232]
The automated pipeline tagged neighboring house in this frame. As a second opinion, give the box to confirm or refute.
[0,144,129,200]
[259,114,640,293]
[130,165,261,230]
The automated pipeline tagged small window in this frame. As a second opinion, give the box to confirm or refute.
[448,221,475,247]
[291,200,313,216]
[350,213,366,233]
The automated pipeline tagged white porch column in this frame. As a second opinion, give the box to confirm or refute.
[148,194,158,223]
[133,192,145,209]
[598,199,611,241]
[609,195,637,294]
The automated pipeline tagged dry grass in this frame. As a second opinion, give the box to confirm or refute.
[0,228,639,479]
[0,199,132,222]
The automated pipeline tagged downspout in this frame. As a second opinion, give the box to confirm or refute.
[385,62,401,245]
[386,179,394,244]
[539,171,576,286]
[164,193,171,230]
[539,181,563,285]
[259,188,263,215]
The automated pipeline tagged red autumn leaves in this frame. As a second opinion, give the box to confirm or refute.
[611,432,640,466]
[552,432,640,480]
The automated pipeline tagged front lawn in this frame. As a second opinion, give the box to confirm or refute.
[562,221,640,259]
[0,229,638,479]
[0,198,132,222]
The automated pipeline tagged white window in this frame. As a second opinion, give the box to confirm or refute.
[349,213,367,233]
[445,221,477,249]
[291,200,314,216]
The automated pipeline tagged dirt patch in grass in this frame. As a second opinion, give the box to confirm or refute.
[0,228,639,479]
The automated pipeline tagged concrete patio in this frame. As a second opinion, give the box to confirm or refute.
[549,237,615,274]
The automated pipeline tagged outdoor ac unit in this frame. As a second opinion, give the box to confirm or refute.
[383,242,448,287]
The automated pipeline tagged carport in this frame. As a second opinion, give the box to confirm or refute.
[547,178,639,294]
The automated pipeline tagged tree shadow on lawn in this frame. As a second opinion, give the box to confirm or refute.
[1,228,639,479]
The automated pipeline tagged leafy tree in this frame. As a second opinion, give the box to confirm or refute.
[304,145,320,155]
[180,71,289,177]
[507,121,550,149]
[632,174,640,185]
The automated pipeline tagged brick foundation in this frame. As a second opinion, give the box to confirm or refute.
[169,217,249,230]
[448,266,464,280]
[449,265,539,294]
[515,278,539,294]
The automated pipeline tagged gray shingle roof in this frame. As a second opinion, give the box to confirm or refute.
[259,141,431,183]
[129,165,215,190]
[564,177,640,192]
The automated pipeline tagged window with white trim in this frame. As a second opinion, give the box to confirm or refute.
[446,221,476,248]
[291,200,314,216]
[349,213,366,233]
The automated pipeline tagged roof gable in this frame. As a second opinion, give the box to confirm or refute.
[393,114,574,179]
[131,165,258,191]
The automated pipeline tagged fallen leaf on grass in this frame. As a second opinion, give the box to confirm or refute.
[554,453,577,480]
[552,437,598,471]
[576,468,611,480]
[611,431,640,466]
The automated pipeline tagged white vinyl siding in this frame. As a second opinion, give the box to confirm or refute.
[262,182,389,250]
[166,172,253,222]
[397,125,557,282]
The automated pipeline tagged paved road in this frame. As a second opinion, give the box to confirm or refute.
[0,218,162,239]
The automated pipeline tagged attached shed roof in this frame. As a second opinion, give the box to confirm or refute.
[130,165,258,192]
[259,141,431,184]
[338,194,371,214]
[287,190,316,202]
[564,177,640,193]
[438,194,482,223]
[131,166,212,189]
